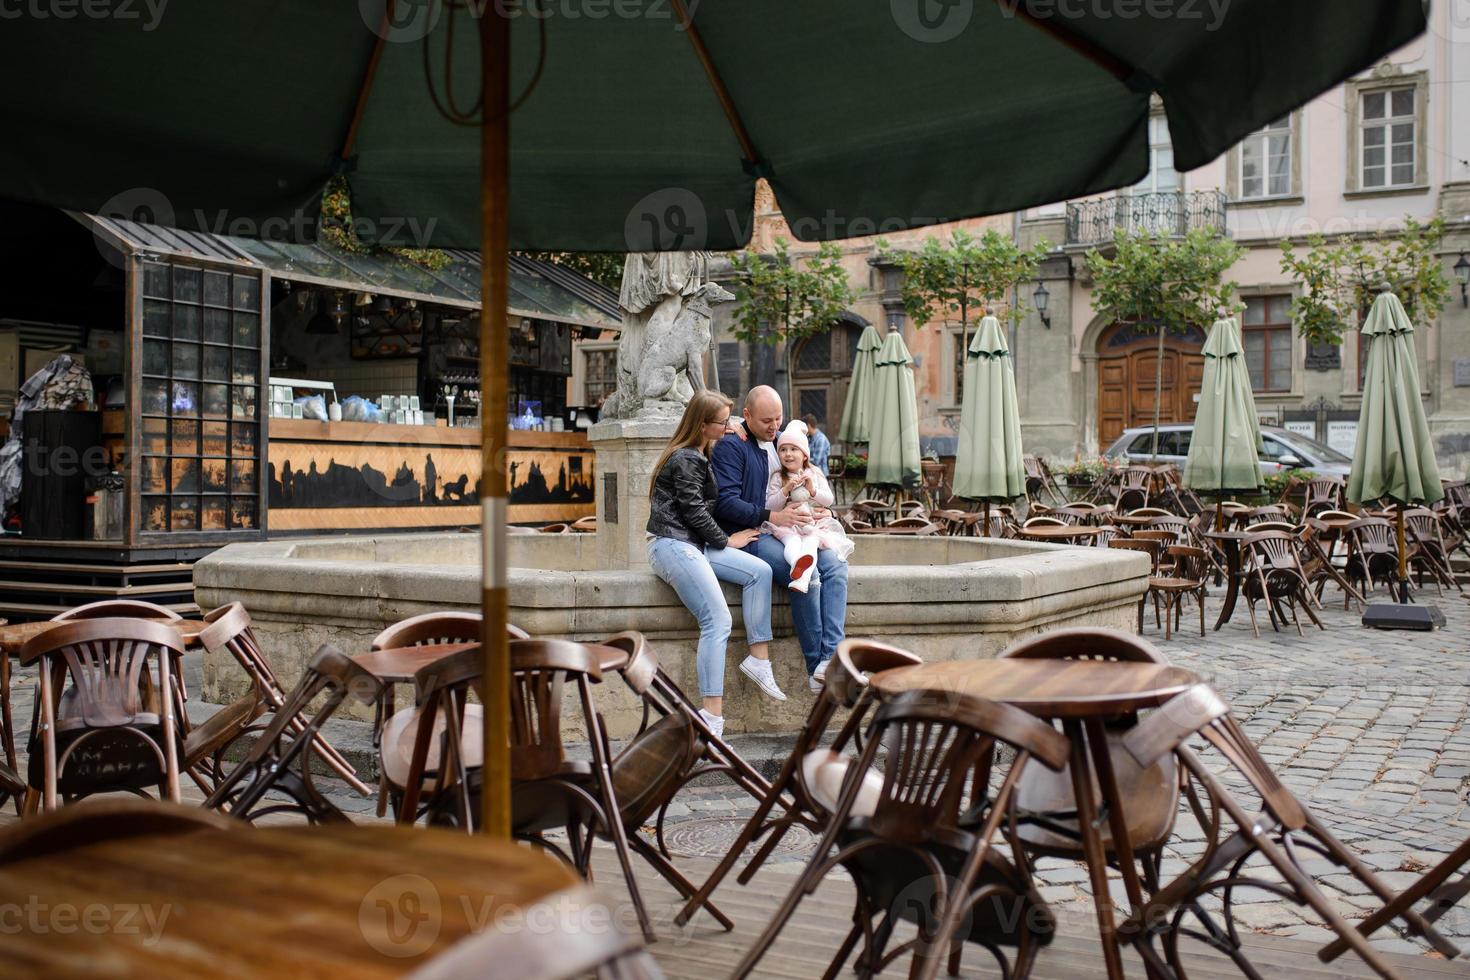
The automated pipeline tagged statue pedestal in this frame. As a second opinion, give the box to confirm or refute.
[588,416,677,570]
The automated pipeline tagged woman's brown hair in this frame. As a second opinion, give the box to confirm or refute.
[648,390,734,500]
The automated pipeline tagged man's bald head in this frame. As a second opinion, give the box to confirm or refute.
[743,385,784,442]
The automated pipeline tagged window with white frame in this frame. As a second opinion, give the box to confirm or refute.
[1239,116,1292,200]
[1361,86,1416,190]
[1132,115,1180,194]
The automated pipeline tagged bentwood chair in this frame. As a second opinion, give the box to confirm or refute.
[52,599,183,622]
[1149,545,1210,640]
[1240,530,1324,638]
[1123,684,1444,979]
[1000,629,1180,892]
[204,644,382,824]
[675,639,922,929]
[734,689,1070,980]
[1403,508,1462,595]
[23,618,187,813]
[198,603,370,795]
[1343,517,1400,596]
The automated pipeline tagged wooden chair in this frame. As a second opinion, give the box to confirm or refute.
[0,798,237,866]
[537,522,570,534]
[999,629,1179,891]
[884,516,940,534]
[1109,539,1163,632]
[1092,524,1126,548]
[198,603,371,795]
[1115,467,1153,511]
[1403,508,1462,595]
[848,497,895,528]
[1049,503,1099,526]
[1022,515,1067,529]
[1122,684,1442,979]
[1298,524,1367,611]
[568,515,598,533]
[0,636,19,815]
[1128,507,1174,519]
[675,639,921,929]
[389,640,720,940]
[1240,530,1324,638]
[733,688,1070,980]
[1302,476,1346,517]
[23,618,187,813]
[203,644,382,824]
[1149,546,1210,640]
[1320,834,1470,964]
[1343,516,1399,595]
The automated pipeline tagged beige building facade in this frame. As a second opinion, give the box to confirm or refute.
[710,12,1470,477]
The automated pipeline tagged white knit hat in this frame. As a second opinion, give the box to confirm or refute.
[777,420,810,460]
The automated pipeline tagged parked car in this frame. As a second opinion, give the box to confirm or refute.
[1102,424,1353,478]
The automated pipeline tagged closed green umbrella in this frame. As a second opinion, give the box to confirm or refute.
[1349,291,1443,622]
[837,323,883,444]
[1185,317,1263,527]
[865,330,920,489]
[953,316,1023,533]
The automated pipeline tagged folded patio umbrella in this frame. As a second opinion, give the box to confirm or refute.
[837,324,882,445]
[953,316,1023,533]
[864,330,920,489]
[1184,317,1263,526]
[1348,291,1443,625]
[0,1,1426,835]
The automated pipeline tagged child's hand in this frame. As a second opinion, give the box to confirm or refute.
[802,474,816,494]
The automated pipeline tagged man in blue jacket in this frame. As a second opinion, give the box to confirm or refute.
[711,385,847,695]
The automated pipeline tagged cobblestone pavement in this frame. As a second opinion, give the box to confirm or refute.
[6,584,1468,965]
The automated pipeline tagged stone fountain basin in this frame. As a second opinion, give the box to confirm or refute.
[194,531,1148,738]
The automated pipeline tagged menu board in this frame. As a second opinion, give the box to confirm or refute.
[1327,420,1358,456]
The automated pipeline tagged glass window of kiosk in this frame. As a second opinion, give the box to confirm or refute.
[140,260,263,533]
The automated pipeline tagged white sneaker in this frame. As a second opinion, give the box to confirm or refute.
[739,656,787,702]
[810,658,831,695]
[698,708,725,739]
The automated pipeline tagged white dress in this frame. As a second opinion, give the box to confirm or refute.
[761,466,854,592]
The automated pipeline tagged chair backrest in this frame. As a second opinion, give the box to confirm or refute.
[200,602,283,703]
[897,500,927,518]
[829,639,923,708]
[52,600,182,622]
[1049,505,1095,526]
[1403,508,1444,547]
[23,618,186,727]
[1241,530,1306,576]
[508,640,604,782]
[999,626,1167,664]
[1109,537,1162,571]
[1243,520,1297,534]
[569,516,598,532]
[1165,545,1210,582]
[1023,516,1066,528]
[860,690,1069,846]
[1316,509,1358,522]
[371,611,528,651]
[1121,467,1153,490]
[886,516,934,530]
[1130,507,1172,518]
[538,523,569,534]
[1346,516,1395,552]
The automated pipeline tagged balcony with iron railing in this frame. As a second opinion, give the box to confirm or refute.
[1065,190,1228,247]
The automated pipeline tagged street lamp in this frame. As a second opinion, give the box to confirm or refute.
[1454,253,1469,307]
[1033,280,1051,329]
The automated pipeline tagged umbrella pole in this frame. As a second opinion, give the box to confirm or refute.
[1396,503,1410,604]
[983,499,991,538]
[478,8,511,839]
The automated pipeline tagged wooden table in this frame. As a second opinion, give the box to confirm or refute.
[0,816,581,976]
[0,618,207,656]
[1017,525,1101,544]
[1204,530,1251,628]
[871,658,1199,980]
[849,524,936,536]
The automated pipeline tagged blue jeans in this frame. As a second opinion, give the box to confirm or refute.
[748,533,848,674]
[647,536,773,698]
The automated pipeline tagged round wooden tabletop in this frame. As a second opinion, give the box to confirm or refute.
[0,815,580,977]
[1017,525,1102,542]
[355,641,629,684]
[870,659,1199,718]
[0,618,208,656]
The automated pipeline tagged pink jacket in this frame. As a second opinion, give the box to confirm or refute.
[765,465,835,511]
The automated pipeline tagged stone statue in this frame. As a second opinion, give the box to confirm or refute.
[602,252,731,419]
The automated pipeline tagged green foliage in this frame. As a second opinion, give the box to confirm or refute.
[516,251,625,291]
[1264,468,1315,499]
[320,178,450,271]
[1086,228,1243,338]
[878,229,1051,329]
[1054,456,1112,484]
[1278,216,1450,346]
[842,452,869,475]
[728,238,854,346]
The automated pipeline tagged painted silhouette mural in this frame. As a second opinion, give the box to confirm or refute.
[268,449,593,509]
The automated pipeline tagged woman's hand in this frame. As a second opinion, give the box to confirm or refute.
[728,528,760,549]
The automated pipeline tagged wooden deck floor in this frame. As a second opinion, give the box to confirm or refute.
[592,852,1470,979]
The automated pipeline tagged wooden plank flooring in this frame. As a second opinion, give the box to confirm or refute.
[591,852,1470,979]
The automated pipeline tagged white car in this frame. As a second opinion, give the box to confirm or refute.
[1102,424,1353,478]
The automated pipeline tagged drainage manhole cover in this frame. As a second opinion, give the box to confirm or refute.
[657,818,817,859]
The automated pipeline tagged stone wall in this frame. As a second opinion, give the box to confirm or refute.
[195,531,1149,740]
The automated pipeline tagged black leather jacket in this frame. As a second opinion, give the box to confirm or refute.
[647,447,729,549]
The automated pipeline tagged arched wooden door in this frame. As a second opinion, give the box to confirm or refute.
[1097,322,1207,448]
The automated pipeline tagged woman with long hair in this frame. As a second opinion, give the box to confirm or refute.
[646,390,778,736]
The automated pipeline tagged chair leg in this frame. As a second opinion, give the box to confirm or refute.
[1244,596,1261,639]
[629,834,734,931]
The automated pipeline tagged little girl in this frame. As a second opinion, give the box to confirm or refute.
[763,420,854,592]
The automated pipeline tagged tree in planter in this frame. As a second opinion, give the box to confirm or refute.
[729,238,854,408]
[1086,229,1243,458]
[878,229,1051,399]
[1278,216,1450,345]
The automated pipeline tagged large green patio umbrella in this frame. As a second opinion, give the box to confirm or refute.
[1184,317,1263,527]
[1,1,1425,843]
[1348,290,1444,623]
[837,323,882,444]
[865,330,921,489]
[953,315,1023,534]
